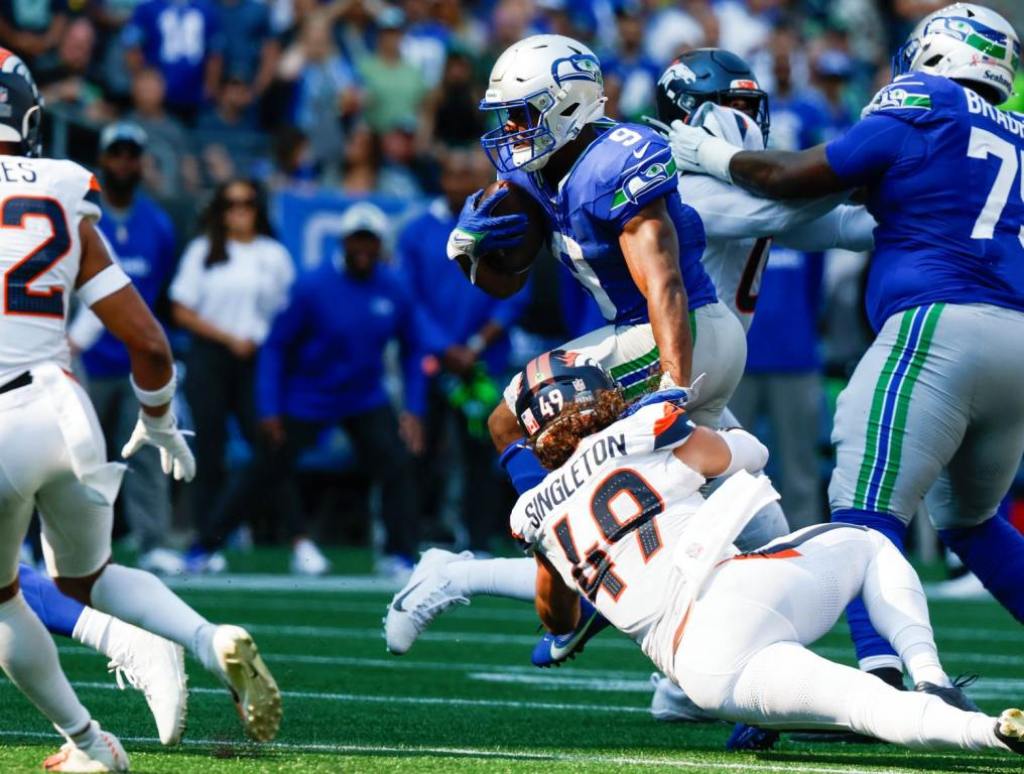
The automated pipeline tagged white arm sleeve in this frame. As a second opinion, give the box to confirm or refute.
[681,175,850,241]
[67,307,105,352]
[775,204,877,252]
[716,427,769,477]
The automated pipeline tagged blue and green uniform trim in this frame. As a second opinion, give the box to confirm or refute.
[609,312,697,399]
[852,303,945,513]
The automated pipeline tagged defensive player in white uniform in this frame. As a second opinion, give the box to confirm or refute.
[651,49,876,334]
[0,52,280,771]
[511,353,1024,755]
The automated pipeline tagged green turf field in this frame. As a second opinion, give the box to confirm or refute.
[0,554,1021,773]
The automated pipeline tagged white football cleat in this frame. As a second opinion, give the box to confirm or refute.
[137,548,186,576]
[384,548,472,655]
[290,538,330,576]
[649,673,718,722]
[105,619,188,746]
[209,625,282,742]
[44,723,129,772]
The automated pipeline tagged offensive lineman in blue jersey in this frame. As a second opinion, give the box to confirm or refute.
[669,2,1024,686]
[444,34,743,491]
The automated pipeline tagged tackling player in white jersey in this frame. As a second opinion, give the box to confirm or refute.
[512,352,1024,754]
[0,50,280,771]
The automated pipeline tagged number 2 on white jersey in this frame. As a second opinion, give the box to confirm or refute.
[967,127,1024,243]
[2,197,71,318]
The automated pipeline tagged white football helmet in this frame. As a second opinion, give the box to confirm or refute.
[480,34,607,173]
[893,3,1020,105]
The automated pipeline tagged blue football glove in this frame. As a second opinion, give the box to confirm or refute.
[726,723,779,751]
[446,186,529,279]
[531,597,612,667]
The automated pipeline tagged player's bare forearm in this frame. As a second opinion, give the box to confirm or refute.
[534,554,580,634]
[729,145,847,200]
[80,221,173,413]
[620,201,692,386]
[454,254,529,299]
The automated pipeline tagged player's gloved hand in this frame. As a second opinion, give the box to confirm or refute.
[446,186,529,269]
[669,111,740,182]
[122,410,196,482]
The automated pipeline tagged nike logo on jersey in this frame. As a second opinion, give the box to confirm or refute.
[632,141,652,159]
[391,580,425,613]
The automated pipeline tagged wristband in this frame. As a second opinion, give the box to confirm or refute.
[77,263,131,307]
[466,334,486,355]
[130,370,177,407]
[698,136,741,183]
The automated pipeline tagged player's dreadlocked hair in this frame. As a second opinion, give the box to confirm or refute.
[532,388,628,470]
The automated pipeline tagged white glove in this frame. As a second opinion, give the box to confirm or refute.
[121,410,196,482]
[668,119,740,181]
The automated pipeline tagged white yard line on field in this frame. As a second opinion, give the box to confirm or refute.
[0,729,922,773]
[0,679,649,714]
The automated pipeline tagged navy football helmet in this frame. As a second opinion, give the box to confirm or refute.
[0,49,42,157]
[513,350,618,443]
[655,48,770,141]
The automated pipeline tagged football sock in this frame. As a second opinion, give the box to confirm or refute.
[90,564,209,657]
[729,641,999,750]
[499,440,547,495]
[940,514,1024,622]
[861,534,950,688]
[832,508,907,670]
[17,563,85,639]
[444,557,536,602]
[0,593,92,738]
[71,606,118,656]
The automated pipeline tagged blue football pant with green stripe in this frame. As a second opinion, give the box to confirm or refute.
[829,302,1024,667]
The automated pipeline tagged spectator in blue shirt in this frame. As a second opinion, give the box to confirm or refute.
[216,0,279,104]
[68,122,182,574]
[601,5,661,123]
[124,0,224,123]
[399,148,528,551]
[730,248,826,530]
[195,203,449,578]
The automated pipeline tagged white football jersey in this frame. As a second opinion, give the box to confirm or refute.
[0,156,101,383]
[680,105,876,330]
[510,400,706,673]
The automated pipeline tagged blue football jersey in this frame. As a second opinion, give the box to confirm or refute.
[826,72,1024,331]
[502,120,717,327]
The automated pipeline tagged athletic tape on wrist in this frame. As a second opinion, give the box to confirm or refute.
[699,137,740,183]
[76,263,131,307]
[130,370,177,407]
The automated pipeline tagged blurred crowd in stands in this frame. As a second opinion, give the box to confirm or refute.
[12,0,1023,578]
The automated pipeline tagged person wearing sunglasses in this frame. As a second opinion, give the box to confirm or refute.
[169,178,295,573]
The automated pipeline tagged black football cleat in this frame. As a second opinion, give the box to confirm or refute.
[915,675,980,713]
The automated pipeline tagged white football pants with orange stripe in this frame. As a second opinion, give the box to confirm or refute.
[669,524,1006,750]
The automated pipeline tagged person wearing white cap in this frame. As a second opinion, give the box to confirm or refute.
[195,202,449,579]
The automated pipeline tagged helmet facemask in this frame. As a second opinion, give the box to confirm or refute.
[480,51,606,173]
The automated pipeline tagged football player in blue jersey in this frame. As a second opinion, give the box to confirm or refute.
[446,34,740,455]
[669,2,1024,686]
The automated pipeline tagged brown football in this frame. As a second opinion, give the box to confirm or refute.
[478,180,547,275]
